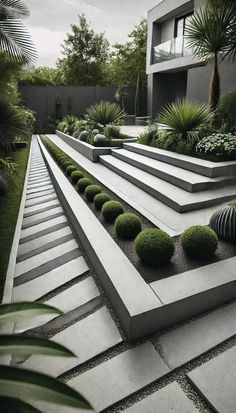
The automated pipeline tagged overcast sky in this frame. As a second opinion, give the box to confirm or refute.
[25,0,158,67]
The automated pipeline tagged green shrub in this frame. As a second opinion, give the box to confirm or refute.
[102,200,124,223]
[216,90,236,131]
[181,225,218,258]
[61,160,71,170]
[79,130,89,142]
[84,184,102,202]
[66,165,77,176]
[58,156,67,165]
[93,192,111,210]
[134,228,175,266]
[196,133,236,161]
[104,125,120,139]
[115,213,142,239]
[138,126,158,146]
[92,129,100,135]
[71,170,84,184]
[93,134,108,147]
[86,101,125,126]
[77,177,92,193]
[57,115,77,135]
[158,99,213,144]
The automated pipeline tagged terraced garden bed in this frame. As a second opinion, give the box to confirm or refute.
[41,135,236,284]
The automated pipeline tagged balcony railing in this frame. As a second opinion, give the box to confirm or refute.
[153,36,192,64]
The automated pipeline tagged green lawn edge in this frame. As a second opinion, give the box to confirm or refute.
[0,144,30,301]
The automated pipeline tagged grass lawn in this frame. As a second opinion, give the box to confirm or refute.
[0,144,30,301]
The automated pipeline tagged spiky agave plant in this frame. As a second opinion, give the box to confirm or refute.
[0,301,92,412]
[158,99,213,144]
[0,100,30,152]
[86,101,125,126]
[0,0,37,64]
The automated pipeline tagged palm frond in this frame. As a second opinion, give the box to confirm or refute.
[0,0,30,20]
[0,20,37,64]
[185,4,232,60]
[0,101,30,151]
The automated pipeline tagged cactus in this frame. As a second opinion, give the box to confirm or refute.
[209,203,236,242]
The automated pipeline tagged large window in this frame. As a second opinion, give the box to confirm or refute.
[175,12,193,38]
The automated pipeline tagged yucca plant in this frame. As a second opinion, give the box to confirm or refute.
[159,99,212,144]
[0,100,30,152]
[86,101,125,126]
[185,3,233,110]
[0,0,36,64]
[0,301,92,412]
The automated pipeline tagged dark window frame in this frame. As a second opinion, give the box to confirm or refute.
[174,12,193,38]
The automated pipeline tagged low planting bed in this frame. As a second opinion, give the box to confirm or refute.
[56,130,137,162]
[39,136,236,340]
[41,136,236,283]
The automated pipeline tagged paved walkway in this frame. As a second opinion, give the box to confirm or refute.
[119,125,148,137]
[9,137,236,413]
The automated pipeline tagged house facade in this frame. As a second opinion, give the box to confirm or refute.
[147,0,236,117]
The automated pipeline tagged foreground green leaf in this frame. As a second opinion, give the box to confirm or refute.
[0,302,63,323]
[0,335,76,357]
[0,396,42,413]
[0,365,92,409]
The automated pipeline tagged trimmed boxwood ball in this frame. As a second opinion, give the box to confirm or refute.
[92,129,100,135]
[93,134,108,147]
[102,200,124,223]
[77,177,92,193]
[115,213,142,240]
[62,161,71,170]
[181,225,218,259]
[71,170,84,184]
[93,192,111,210]
[84,184,102,202]
[66,165,77,176]
[79,130,89,142]
[135,228,175,266]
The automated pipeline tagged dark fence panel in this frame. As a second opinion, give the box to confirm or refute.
[19,85,147,131]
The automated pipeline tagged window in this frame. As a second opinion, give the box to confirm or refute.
[175,12,193,38]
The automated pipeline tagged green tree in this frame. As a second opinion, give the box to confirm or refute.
[0,0,36,64]
[185,2,234,110]
[58,14,109,85]
[108,19,147,114]
[19,66,66,86]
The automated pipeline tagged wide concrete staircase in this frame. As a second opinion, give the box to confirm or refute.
[99,143,236,213]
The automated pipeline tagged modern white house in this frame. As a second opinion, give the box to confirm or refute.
[146,0,236,116]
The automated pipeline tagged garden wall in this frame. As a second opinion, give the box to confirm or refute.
[19,85,147,132]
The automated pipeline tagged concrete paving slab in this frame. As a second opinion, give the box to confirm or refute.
[157,301,236,370]
[13,256,89,301]
[67,343,169,412]
[20,215,67,241]
[25,193,57,208]
[26,184,54,195]
[151,257,236,304]
[21,307,122,376]
[23,199,60,217]
[15,239,78,277]
[31,401,91,413]
[17,226,72,257]
[26,188,55,200]
[27,179,51,189]
[15,276,100,332]
[124,382,199,413]
[188,347,236,413]
[14,248,82,286]
[22,205,63,227]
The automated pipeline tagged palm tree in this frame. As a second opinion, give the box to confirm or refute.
[0,0,36,64]
[185,3,233,110]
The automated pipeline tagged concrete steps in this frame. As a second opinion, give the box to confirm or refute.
[111,149,235,192]
[99,154,236,212]
[123,143,236,178]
